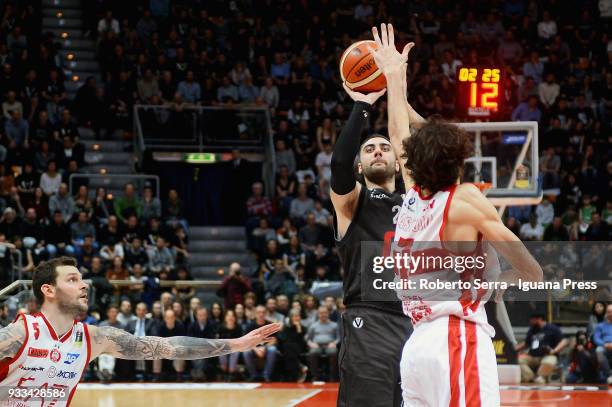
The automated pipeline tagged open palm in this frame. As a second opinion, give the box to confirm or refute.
[234,323,281,352]
[368,23,414,74]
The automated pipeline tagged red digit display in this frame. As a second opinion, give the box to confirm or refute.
[456,67,502,118]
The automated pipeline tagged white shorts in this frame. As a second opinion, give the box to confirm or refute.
[400,315,500,407]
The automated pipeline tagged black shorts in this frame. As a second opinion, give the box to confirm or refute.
[337,306,412,407]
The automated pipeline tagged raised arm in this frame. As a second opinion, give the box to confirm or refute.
[89,323,280,360]
[368,23,416,191]
[330,87,385,238]
[0,320,26,360]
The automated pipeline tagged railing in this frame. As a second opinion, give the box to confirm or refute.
[68,174,160,197]
[133,104,276,197]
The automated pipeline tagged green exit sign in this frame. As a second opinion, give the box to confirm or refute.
[183,153,217,164]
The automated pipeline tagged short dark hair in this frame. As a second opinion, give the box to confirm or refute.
[401,118,472,194]
[32,257,77,305]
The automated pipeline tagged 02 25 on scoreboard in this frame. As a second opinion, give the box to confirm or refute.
[455,67,502,118]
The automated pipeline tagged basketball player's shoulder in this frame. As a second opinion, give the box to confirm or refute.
[452,183,485,206]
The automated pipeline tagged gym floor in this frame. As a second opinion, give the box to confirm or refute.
[71,382,612,406]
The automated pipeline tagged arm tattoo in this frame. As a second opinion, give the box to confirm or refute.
[0,324,25,360]
[94,326,234,360]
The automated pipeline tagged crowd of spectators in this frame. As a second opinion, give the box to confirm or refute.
[0,0,611,384]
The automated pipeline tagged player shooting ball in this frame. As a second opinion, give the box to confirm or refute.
[367,23,543,407]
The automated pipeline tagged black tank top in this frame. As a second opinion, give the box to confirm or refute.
[335,185,406,315]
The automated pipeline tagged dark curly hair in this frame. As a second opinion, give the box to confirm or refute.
[401,118,472,194]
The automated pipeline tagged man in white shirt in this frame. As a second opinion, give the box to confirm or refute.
[535,197,555,228]
[538,73,560,108]
[315,142,333,182]
[98,11,120,35]
[520,214,545,241]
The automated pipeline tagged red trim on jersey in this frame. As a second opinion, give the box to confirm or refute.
[438,184,457,241]
[447,316,462,407]
[66,323,91,406]
[463,321,481,407]
[37,312,74,343]
[0,313,30,382]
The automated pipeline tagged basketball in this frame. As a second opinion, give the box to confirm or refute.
[339,40,387,93]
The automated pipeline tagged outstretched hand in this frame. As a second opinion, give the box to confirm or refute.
[342,82,386,105]
[368,23,414,74]
[233,323,282,352]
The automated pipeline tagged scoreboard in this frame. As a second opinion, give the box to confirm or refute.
[455,66,502,118]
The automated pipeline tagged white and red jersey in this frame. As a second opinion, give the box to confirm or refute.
[392,184,500,336]
[0,312,91,407]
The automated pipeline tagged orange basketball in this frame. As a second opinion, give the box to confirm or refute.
[339,40,386,93]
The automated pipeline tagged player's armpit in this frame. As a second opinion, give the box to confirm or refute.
[330,185,361,237]
[452,184,543,282]
[0,321,26,360]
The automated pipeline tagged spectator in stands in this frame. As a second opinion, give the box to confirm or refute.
[515,314,568,383]
[512,95,542,122]
[217,310,243,381]
[306,305,339,381]
[161,189,185,229]
[48,183,75,222]
[54,110,80,141]
[535,197,555,228]
[21,208,44,252]
[543,217,569,241]
[246,182,273,227]
[216,76,238,104]
[187,307,217,381]
[93,187,111,226]
[520,214,544,241]
[177,71,201,104]
[97,305,125,382]
[243,305,278,382]
[148,236,174,274]
[4,110,28,147]
[217,262,252,310]
[588,302,607,339]
[260,77,279,108]
[137,69,159,102]
[298,213,319,253]
[44,210,74,257]
[2,91,23,120]
[39,160,61,196]
[118,299,137,326]
[497,30,523,66]
[585,213,610,241]
[566,330,599,384]
[141,185,162,223]
[315,142,333,183]
[125,236,148,269]
[125,302,157,381]
[71,210,96,246]
[114,183,142,224]
[593,304,612,384]
[99,215,125,260]
[98,11,120,36]
[279,309,308,382]
[290,184,314,224]
[157,309,186,381]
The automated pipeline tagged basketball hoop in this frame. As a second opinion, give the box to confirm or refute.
[474,182,493,193]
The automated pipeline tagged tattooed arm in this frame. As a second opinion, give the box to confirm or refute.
[88,323,281,360]
[0,321,26,360]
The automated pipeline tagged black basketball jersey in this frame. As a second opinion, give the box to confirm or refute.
[335,185,405,315]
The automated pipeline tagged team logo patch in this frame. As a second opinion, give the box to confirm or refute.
[352,317,364,329]
[408,197,416,206]
[64,352,80,365]
[50,348,62,363]
[27,347,49,358]
[47,366,57,378]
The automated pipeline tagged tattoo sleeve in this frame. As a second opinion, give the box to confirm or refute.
[0,323,25,360]
[94,326,234,360]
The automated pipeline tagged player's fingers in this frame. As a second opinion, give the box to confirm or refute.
[372,26,382,47]
[388,23,395,47]
[402,42,415,59]
[380,23,388,47]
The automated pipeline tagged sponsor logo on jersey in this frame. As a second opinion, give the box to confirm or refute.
[370,191,389,200]
[27,347,49,358]
[408,197,416,206]
[352,317,364,329]
[47,366,57,378]
[64,352,80,365]
[19,364,44,372]
[74,331,83,348]
[50,348,62,363]
[56,370,77,379]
